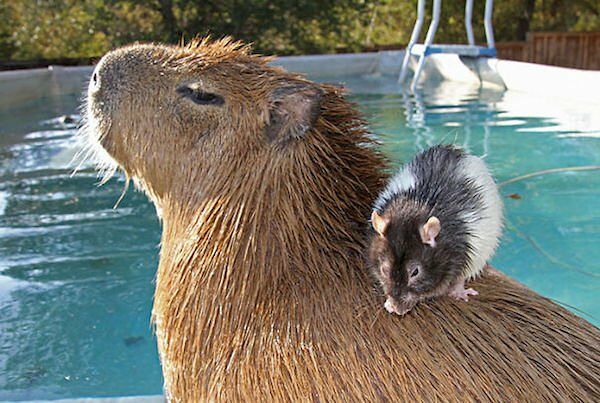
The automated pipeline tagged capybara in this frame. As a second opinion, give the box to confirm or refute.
[83,38,599,401]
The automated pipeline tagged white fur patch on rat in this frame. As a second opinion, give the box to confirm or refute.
[367,145,503,316]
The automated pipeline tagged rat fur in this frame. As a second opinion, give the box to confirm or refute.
[368,144,503,315]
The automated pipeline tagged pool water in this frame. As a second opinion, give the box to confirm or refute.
[0,75,598,400]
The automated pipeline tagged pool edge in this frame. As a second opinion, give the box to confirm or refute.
[2,50,599,108]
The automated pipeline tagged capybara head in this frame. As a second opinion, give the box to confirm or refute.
[85,38,330,201]
[85,38,390,399]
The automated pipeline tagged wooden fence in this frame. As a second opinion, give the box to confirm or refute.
[496,32,600,70]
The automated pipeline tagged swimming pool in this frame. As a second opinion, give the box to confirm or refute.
[0,72,598,399]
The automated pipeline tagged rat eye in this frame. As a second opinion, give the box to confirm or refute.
[177,85,224,106]
[410,267,419,278]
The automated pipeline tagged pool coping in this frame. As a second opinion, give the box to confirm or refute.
[1,50,599,109]
[19,397,165,403]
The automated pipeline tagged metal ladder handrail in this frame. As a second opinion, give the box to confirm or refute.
[484,0,495,47]
[398,0,427,85]
[466,0,475,45]
[399,0,496,92]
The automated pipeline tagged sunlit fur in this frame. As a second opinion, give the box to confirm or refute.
[74,98,120,184]
[458,154,504,278]
[85,38,599,401]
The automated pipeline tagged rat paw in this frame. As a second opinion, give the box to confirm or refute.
[450,287,478,302]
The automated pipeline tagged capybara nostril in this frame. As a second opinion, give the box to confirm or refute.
[89,69,100,94]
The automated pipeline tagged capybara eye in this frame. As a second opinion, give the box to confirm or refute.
[176,85,224,106]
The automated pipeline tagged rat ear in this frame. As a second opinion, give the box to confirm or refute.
[420,216,441,247]
[265,80,323,145]
[371,211,389,236]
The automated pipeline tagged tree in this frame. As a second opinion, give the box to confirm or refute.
[0,0,598,61]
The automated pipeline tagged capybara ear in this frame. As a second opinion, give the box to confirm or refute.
[265,81,323,144]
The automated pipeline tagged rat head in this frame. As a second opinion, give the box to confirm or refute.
[84,38,323,202]
[368,205,445,315]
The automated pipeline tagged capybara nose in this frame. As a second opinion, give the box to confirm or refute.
[87,49,148,101]
[88,53,122,98]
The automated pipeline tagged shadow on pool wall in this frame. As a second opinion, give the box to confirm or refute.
[0,51,598,400]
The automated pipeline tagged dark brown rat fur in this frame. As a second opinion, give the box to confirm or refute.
[368,145,502,315]
[368,200,467,314]
[85,38,600,401]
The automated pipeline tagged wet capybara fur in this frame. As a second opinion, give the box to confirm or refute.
[84,38,600,401]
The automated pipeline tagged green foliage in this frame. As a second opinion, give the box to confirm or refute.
[148,0,374,55]
[530,0,599,32]
[0,0,598,61]
[0,1,16,58]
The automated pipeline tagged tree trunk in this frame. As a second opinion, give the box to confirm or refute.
[157,0,178,43]
[516,0,536,41]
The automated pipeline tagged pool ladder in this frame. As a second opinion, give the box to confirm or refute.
[399,0,497,91]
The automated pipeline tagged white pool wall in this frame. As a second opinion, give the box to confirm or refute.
[3,50,599,108]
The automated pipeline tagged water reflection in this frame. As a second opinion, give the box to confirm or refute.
[0,94,163,399]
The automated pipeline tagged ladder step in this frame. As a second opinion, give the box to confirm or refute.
[410,44,497,57]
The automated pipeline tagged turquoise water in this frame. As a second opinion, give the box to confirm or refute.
[0,75,598,399]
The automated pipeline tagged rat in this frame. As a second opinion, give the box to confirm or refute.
[367,144,503,316]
